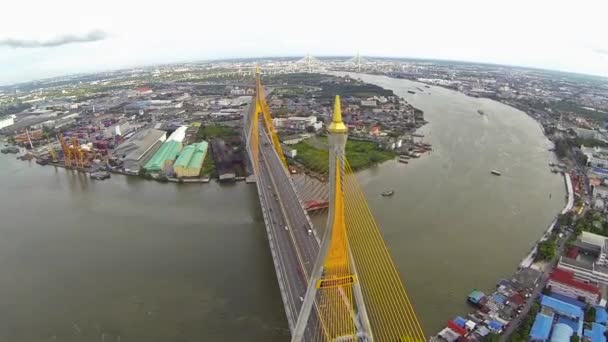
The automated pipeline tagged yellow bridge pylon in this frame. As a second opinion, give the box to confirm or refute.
[293,96,426,342]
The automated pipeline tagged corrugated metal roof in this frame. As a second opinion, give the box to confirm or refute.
[530,313,553,341]
[167,126,188,143]
[541,295,584,319]
[584,323,607,342]
[144,140,182,172]
[174,141,208,169]
[551,323,573,342]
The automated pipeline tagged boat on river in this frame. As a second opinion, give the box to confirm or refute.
[491,170,501,176]
[381,190,395,197]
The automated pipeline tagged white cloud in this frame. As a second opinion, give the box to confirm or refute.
[1,0,607,84]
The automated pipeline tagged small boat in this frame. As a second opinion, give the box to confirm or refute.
[381,190,395,197]
[398,158,409,164]
[477,109,485,115]
[1,146,19,154]
[90,171,111,180]
[407,90,416,94]
[491,170,501,176]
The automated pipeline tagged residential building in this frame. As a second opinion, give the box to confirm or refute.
[593,185,608,199]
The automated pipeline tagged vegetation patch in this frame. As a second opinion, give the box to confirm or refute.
[292,137,395,173]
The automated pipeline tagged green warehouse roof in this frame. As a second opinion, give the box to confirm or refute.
[144,140,182,172]
[174,141,208,170]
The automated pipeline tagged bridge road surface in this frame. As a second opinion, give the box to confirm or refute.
[253,128,324,338]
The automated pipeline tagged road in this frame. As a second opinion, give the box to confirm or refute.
[250,126,326,338]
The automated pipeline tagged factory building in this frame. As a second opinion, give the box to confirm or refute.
[114,128,166,173]
[173,141,208,178]
[104,119,131,138]
[144,140,182,174]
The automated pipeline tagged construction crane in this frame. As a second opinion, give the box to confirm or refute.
[48,146,58,163]
[58,134,72,168]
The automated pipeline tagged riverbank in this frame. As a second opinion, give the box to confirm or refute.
[431,164,574,341]
[519,172,574,269]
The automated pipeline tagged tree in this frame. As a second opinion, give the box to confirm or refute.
[558,212,574,227]
[585,306,596,322]
[486,333,500,342]
[536,237,557,261]
[554,139,571,159]
[369,151,382,164]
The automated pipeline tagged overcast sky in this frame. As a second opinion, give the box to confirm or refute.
[1,0,607,85]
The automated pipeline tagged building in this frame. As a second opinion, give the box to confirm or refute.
[0,115,15,129]
[144,140,182,175]
[281,144,297,159]
[282,134,306,145]
[558,232,608,286]
[550,323,574,342]
[114,128,166,173]
[530,295,584,341]
[558,256,608,286]
[593,185,608,199]
[530,312,553,341]
[584,323,607,342]
[582,146,608,168]
[547,269,600,304]
[166,126,188,143]
[272,116,321,131]
[104,119,130,138]
[173,141,208,178]
[360,100,377,107]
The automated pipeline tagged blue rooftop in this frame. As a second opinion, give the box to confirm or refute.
[488,320,504,332]
[592,167,608,176]
[530,313,553,341]
[541,295,584,320]
[454,316,467,327]
[556,316,579,334]
[596,306,608,324]
[548,293,586,309]
[584,323,607,342]
[492,293,507,305]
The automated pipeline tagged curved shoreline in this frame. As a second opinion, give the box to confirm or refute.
[345,72,572,337]
[519,172,574,269]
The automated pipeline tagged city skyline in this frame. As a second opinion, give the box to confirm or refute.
[1,0,607,85]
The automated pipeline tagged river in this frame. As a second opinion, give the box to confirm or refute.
[0,74,566,341]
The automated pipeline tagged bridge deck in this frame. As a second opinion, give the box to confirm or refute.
[249,128,322,334]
